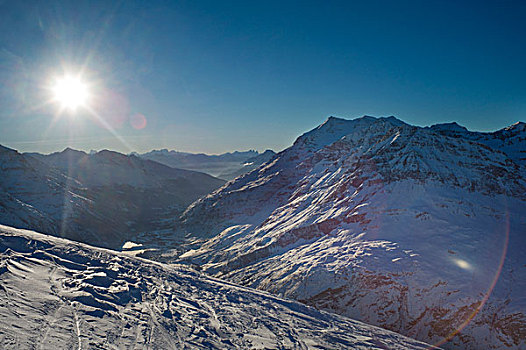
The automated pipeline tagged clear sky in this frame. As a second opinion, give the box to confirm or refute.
[0,0,524,154]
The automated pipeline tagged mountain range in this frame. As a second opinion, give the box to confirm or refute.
[1,115,524,349]
[1,146,224,248]
[141,116,525,349]
[137,149,276,180]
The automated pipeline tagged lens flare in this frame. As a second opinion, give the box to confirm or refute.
[130,113,147,130]
[427,211,510,349]
[452,258,472,271]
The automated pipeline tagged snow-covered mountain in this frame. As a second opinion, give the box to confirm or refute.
[427,120,526,167]
[138,149,274,180]
[160,116,525,349]
[0,224,434,349]
[1,146,224,248]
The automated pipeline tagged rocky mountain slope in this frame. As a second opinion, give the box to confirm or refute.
[0,144,109,245]
[0,224,434,349]
[1,146,224,248]
[428,121,526,166]
[165,116,525,349]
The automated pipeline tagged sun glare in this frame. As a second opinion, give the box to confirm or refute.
[52,75,89,112]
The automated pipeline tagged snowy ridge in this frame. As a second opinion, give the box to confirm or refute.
[165,116,526,349]
[0,224,434,349]
[428,121,526,166]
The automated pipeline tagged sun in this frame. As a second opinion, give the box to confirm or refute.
[51,75,90,112]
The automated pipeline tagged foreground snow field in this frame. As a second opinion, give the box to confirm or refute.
[0,224,434,349]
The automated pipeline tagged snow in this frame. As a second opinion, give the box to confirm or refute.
[157,115,526,349]
[2,114,525,349]
[121,241,143,250]
[0,224,433,349]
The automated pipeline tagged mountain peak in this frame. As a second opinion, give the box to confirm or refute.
[323,115,348,124]
[429,122,469,133]
[504,121,526,132]
[294,115,406,151]
[59,147,87,156]
[322,115,375,126]
[94,149,129,161]
[0,144,16,154]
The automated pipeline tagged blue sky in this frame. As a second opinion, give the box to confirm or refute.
[0,0,524,154]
